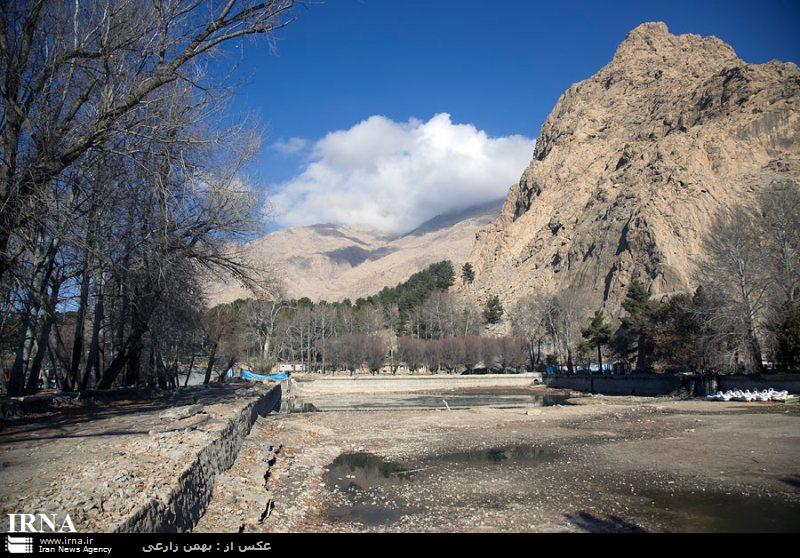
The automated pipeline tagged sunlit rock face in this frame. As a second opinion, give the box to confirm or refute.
[468,22,800,315]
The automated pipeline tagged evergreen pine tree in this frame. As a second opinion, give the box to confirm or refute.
[483,295,504,324]
[582,310,612,372]
[461,262,475,284]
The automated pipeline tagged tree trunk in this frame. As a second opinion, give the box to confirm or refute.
[748,324,764,373]
[47,343,66,391]
[124,342,143,387]
[98,314,149,389]
[203,342,218,386]
[183,353,196,387]
[597,344,603,374]
[527,341,536,370]
[115,266,130,360]
[51,320,76,390]
[9,316,36,396]
[220,357,235,383]
[25,278,62,394]
[80,272,105,393]
[155,347,167,390]
[69,261,92,384]
[8,235,57,395]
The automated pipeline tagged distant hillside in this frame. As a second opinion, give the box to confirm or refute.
[206,200,503,304]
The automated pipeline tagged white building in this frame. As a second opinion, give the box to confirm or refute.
[274,362,307,373]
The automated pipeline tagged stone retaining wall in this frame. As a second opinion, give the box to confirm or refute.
[545,373,800,396]
[114,383,282,532]
[545,374,682,395]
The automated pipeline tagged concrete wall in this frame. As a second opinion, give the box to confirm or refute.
[545,373,800,396]
[544,374,682,396]
[296,373,542,396]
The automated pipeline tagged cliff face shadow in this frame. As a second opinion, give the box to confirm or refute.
[565,511,647,533]
[324,245,396,266]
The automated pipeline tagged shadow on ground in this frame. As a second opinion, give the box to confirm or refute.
[565,511,647,533]
[782,475,800,489]
[0,384,245,444]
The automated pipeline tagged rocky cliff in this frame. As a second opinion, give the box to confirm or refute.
[469,22,800,315]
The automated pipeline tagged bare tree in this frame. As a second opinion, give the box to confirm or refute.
[462,335,482,373]
[1,1,300,396]
[700,205,770,373]
[540,293,588,373]
[397,336,424,374]
[0,0,297,282]
[363,334,387,375]
[439,336,464,374]
[243,280,286,367]
[498,337,528,372]
[510,295,547,369]
[758,183,800,304]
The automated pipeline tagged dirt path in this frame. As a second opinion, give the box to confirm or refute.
[196,389,800,533]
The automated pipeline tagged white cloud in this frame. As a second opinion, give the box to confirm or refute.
[268,113,534,234]
[271,137,308,155]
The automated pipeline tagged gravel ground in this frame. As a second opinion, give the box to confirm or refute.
[4,382,796,533]
[198,387,800,533]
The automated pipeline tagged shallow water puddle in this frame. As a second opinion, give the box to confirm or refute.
[279,400,319,413]
[322,446,558,526]
[640,489,800,533]
[284,392,570,413]
[322,452,418,525]
[430,444,558,466]
[322,450,800,531]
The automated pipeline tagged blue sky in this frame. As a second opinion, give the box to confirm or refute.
[219,0,800,232]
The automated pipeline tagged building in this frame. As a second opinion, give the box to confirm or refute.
[273,362,307,373]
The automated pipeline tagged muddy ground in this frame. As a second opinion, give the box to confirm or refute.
[196,386,800,533]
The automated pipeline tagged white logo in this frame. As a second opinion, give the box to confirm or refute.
[7,513,75,533]
[5,535,34,554]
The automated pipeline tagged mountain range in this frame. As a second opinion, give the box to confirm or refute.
[206,200,502,303]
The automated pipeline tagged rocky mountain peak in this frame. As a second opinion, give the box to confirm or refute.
[468,23,799,320]
[612,22,737,66]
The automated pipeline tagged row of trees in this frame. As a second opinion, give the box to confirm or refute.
[396,335,527,374]
[509,291,594,373]
[194,264,504,376]
[0,1,298,395]
[3,5,794,396]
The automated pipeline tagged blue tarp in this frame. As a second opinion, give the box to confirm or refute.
[241,370,289,382]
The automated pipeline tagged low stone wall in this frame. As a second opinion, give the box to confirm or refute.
[115,383,282,532]
[545,374,682,396]
[295,373,542,396]
[717,374,800,393]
